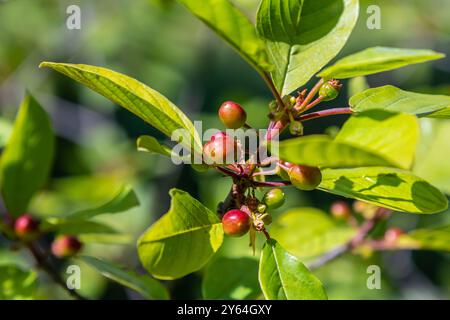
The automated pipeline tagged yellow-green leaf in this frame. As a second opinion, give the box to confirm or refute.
[137,189,223,280]
[350,85,450,119]
[39,62,202,153]
[0,94,54,216]
[319,167,448,214]
[319,47,444,79]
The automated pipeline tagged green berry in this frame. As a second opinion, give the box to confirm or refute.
[263,188,285,209]
[218,101,247,129]
[289,165,322,191]
[289,121,304,136]
[319,79,342,101]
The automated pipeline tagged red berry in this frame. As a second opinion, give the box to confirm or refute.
[288,165,322,191]
[51,235,83,258]
[222,209,250,237]
[384,227,404,243]
[218,101,247,129]
[330,201,351,220]
[14,214,39,239]
[203,132,237,165]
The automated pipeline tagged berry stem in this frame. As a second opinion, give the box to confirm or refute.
[252,168,279,177]
[261,72,285,111]
[253,181,292,188]
[298,107,352,122]
[295,78,324,113]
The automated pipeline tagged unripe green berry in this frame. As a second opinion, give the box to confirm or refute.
[51,235,83,258]
[263,188,285,209]
[289,121,304,136]
[222,209,250,237]
[289,165,322,191]
[319,79,342,101]
[330,201,351,220]
[218,101,247,129]
[277,161,294,181]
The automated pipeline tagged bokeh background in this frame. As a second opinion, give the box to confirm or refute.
[0,0,449,299]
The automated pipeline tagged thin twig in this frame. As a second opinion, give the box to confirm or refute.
[296,78,324,112]
[27,243,87,300]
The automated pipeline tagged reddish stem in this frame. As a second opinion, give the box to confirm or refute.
[298,107,352,122]
[253,181,292,188]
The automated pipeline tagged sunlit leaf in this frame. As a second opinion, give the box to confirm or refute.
[137,189,223,280]
[259,239,327,300]
[177,0,272,74]
[257,0,359,95]
[396,225,450,252]
[350,85,450,119]
[39,62,202,153]
[319,47,444,79]
[319,167,448,214]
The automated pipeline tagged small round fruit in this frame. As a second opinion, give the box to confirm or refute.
[289,121,304,136]
[218,101,247,129]
[330,201,351,220]
[277,160,294,181]
[14,214,39,239]
[319,79,342,101]
[203,133,237,165]
[51,235,83,258]
[263,188,285,209]
[289,165,322,191]
[222,209,250,237]
[384,227,404,244]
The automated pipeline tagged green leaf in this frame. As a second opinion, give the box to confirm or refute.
[0,265,37,299]
[277,135,394,169]
[335,110,419,169]
[319,167,448,214]
[64,185,139,220]
[137,135,174,158]
[79,256,170,300]
[319,47,445,79]
[271,208,356,259]
[202,257,260,300]
[177,0,271,73]
[0,118,13,148]
[78,233,133,244]
[277,110,418,169]
[257,0,359,95]
[43,219,118,235]
[39,62,202,153]
[396,225,450,252]
[0,93,54,217]
[347,76,369,98]
[137,189,223,280]
[350,85,450,119]
[414,119,450,195]
[259,239,327,300]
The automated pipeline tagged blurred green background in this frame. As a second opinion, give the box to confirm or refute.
[0,0,449,299]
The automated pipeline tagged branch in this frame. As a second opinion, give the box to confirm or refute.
[308,208,389,270]
[27,242,87,300]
